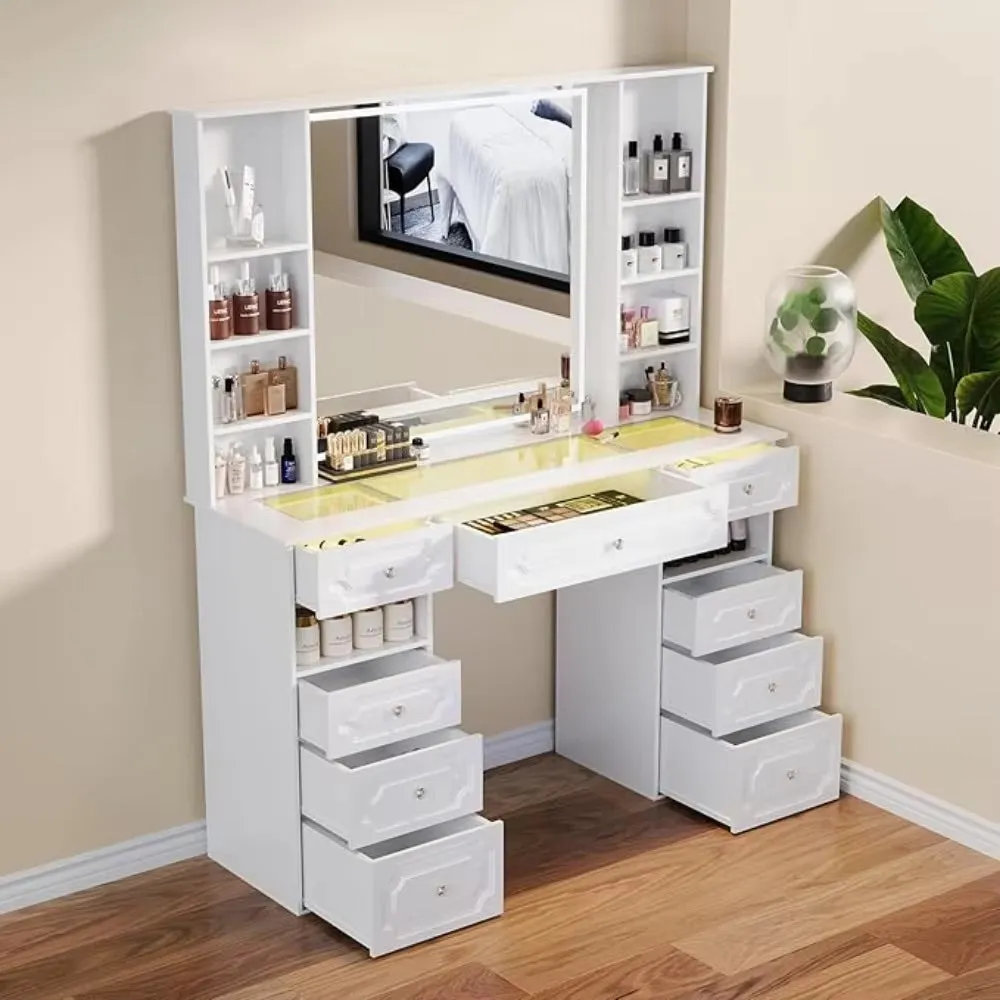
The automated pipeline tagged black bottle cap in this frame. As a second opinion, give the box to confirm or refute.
[627,140,638,157]
[283,437,294,457]
[638,230,656,247]
[663,227,683,243]
[224,376,234,391]
[672,132,684,150]
[517,392,526,402]
[621,234,634,251]
[631,387,652,403]
[652,133,664,152]
[536,398,544,409]
[412,436,424,446]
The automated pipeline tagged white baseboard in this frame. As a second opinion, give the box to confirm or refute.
[484,719,555,770]
[841,759,1000,860]
[0,722,555,916]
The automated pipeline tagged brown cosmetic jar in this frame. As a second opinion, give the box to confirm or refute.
[208,297,232,340]
[265,288,293,330]
[714,395,743,433]
[233,292,260,335]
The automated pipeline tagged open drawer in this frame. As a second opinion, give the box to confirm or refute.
[295,520,454,619]
[303,814,503,957]
[300,728,483,849]
[298,650,461,759]
[440,470,728,602]
[664,444,800,520]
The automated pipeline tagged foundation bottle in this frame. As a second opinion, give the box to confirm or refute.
[265,258,293,330]
[295,608,320,667]
[269,356,298,409]
[266,381,287,416]
[241,360,270,417]
[233,261,260,336]
[207,266,232,340]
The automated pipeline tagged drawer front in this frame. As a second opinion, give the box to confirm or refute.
[300,734,483,849]
[690,570,802,656]
[726,447,800,519]
[478,485,727,602]
[372,819,503,956]
[302,662,462,759]
[738,713,842,831]
[296,524,454,618]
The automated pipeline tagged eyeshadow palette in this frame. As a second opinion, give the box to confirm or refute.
[464,490,643,535]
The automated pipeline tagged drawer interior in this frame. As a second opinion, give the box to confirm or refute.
[332,727,472,770]
[667,561,785,598]
[698,631,810,665]
[301,649,448,695]
[360,814,492,860]
[299,518,437,552]
[439,469,702,530]
[722,709,829,746]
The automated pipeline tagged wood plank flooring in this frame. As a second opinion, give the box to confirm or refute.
[1,754,998,1000]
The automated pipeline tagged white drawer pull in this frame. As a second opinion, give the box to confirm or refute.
[786,768,798,781]
[747,608,757,620]
[384,566,396,579]
[743,483,754,495]
[436,884,447,897]
[612,538,624,551]
[414,786,426,800]
[768,681,777,693]
[392,704,405,717]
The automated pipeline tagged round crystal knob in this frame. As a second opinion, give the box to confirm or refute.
[384,566,396,579]
[414,786,425,799]
[392,704,404,717]
[747,608,757,620]
[436,884,447,896]
[743,483,754,495]
[786,769,798,781]
[612,538,624,551]
[767,681,777,693]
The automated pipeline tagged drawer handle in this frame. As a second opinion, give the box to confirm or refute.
[768,681,777,693]
[747,608,757,621]
[612,538,624,551]
[392,704,405,717]
[786,768,798,781]
[414,786,426,800]
[743,483,754,495]
[384,566,396,579]
[436,884,447,897]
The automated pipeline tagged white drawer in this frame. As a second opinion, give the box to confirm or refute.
[662,562,803,656]
[445,471,728,602]
[300,728,483,849]
[659,710,842,833]
[295,522,453,618]
[661,632,823,737]
[303,814,503,957]
[298,650,461,759]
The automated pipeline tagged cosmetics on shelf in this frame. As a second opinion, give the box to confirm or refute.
[205,256,296,342]
[295,607,320,667]
[280,437,298,484]
[622,140,641,196]
[653,294,691,345]
[233,262,260,335]
[222,164,266,248]
[668,132,693,193]
[621,234,637,279]
[265,259,293,329]
[619,362,683,417]
[637,231,662,274]
[662,228,687,270]
[213,356,300,425]
[300,598,419,666]
[317,412,415,482]
[644,133,670,194]
[627,132,695,196]
[619,296,691,352]
[207,266,232,340]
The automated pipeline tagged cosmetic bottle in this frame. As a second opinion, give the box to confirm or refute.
[280,437,297,484]
[383,600,415,643]
[214,450,227,499]
[714,395,743,434]
[269,356,298,409]
[295,607,320,667]
[211,375,223,424]
[662,228,688,271]
[655,294,691,344]
[233,262,260,336]
[644,134,671,195]
[231,373,245,421]
[638,305,659,348]
[411,436,428,463]
[619,393,631,422]
[320,615,353,658]
[623,140,640,196]
[264,436,279,487]
[352,608,384,650]
[227,445,246,495]
[730,518,749,552]
[241,360,269,417]
[629,387,653,417]
[637,231,662,274]
[249,444,263,490]
[652,363,673,409]
[553,387,572,434]
[266,382,286,416]
[668,132,693,193]
[621,235,638,280]
[265,259,293,330]
[250,203,265,247]
[619,307,633,354]
[512,392,527,416]
[207,266,232,340]
[531,397,550,435]
[221,376,237,424]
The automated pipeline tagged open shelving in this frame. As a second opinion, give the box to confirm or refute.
[209,328,312,352]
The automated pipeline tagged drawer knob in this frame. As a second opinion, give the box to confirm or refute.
[743,483,754,495]
[392,704,405,717]
[414,786,426,800]
[747,608,757,621]
[612,538,624,551]
[384,566,396,579]
[436,884,447,897]
[786,768,798,781]
[768,681,777,693]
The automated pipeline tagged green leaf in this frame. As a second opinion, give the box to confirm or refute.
[807,286,827,305]
[955,370,1000,425]
[812,308,840,334]
[914,268,1000,377]
[879,196,974,302]
[801,299,821,323]
[848,384,909,408]
[856,311,946,417]
[778,306,799,331]
[805,336,827,356]
[929,344,957,418]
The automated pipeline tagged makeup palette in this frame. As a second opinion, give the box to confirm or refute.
[464,490,643,535]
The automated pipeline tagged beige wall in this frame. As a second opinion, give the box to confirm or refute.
[0,0,687,876]
[707,0,1000,821]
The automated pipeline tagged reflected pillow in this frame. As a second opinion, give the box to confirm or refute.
[531,99,572,128]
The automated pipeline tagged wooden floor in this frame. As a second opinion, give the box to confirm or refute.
[3,755,1000,1000]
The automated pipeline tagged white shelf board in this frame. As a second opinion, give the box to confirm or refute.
[207,241,310,264]
[213,411,312,438]
[622,267,701,288]
[622,191,702,209]
[619,342,696,364]
[296,637,432,680]
[661,547,768,586]
[210,328,312,352]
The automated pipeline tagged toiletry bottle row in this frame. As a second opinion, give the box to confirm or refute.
[623,132,693,197]
[619,295,691,352]
[664,518,749,570]
[208,258,294,340]
[213,355,298,424]
[214,435,296,499]
[622,227,687,279]
[295,598,417,667]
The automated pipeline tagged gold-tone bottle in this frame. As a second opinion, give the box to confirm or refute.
[268,355,298,409]
[241,359,270,417]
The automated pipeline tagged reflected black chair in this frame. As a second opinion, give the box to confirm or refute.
[386,142,435,234]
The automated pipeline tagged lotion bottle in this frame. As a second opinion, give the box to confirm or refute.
[668,132,693,193]
[644,134,670,194]
[638,231,662,274]
[227,445,246,495]
[281,437,297,484]
[214,450,227,499]
[621,235,638,280]
[264,436,279,487]
[249,445,263,490]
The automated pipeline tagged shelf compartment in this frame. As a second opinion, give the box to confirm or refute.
[213,411,312,437]
[210,328,311,351]
[618,342,696,364]
[661,546,768,586]
[206,240,310,264]
[622,267,700,287]
[622,191,702,208]
[297,637,432,680]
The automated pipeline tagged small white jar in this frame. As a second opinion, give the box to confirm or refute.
[320,615,353,658]
[295,608,320,667]
[352,607,384,650]
[383,600,415,643]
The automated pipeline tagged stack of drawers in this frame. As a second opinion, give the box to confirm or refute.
[658,561,842,833]
[293,527,502,958]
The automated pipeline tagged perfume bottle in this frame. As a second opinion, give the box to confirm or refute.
[512,392,527,416]
[668,132,693,193]
[621,234,638,280]
[530,397,550,435]
[623,140,640,196]
[644,134,670,195]
[241,359,269,417]
[662,228,687,271]
[269,356,298,409]
[221,376,237,424]
[280,437,297,484]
